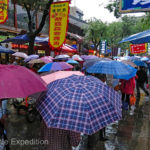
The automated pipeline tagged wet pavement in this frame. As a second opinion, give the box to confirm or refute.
[4,91,150,150]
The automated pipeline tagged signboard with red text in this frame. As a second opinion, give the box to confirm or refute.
[130,43,147,54]
[0,0,8,24]
[49,1,69,49]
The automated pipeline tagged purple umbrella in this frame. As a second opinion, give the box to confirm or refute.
[24,54,39,62]
[38,62,73,72]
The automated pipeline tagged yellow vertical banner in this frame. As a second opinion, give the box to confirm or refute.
[0,0,8,24]
[49,1,69,49]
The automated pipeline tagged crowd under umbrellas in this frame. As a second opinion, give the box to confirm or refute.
[0,47,150,149]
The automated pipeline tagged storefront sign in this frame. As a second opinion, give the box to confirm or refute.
[49,1,69,49]
[100,40,107,54]
[120,0,150,13]
[130,43,147,54]
[0,0,8,23]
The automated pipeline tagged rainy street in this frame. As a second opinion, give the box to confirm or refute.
[4,89,150,150]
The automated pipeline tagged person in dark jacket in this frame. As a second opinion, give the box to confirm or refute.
[136,66,149,98]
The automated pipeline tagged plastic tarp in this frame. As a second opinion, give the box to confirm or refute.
[119,29,150,44]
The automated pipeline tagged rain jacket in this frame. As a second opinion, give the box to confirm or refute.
[120,77,135,95]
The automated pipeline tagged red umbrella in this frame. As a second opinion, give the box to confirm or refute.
[0,65,47,99]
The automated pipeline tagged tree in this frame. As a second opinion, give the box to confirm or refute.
[83,18,107,55]
[11,0,54,55]
[105,0,121,18]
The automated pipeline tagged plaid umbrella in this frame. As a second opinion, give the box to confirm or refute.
[36,75,122,135]
[87,61,137,80]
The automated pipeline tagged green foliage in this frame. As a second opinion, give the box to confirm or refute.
[83,18,107,50]
[105,0,121,18]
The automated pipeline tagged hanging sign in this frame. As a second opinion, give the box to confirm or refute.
[99,40,107,54]
[120,0,150,13]
[0,0,8,24]
[49,1,69,49]
[130,43,147,54]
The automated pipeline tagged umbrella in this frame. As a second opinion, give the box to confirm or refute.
[0,65,46,99]
[141,57,149,61]
[0,46,15,54]
[120,60,137,68]
[41,71,84,85]
[55,54,70,59]
[132,60,147,67]
[81,55,99,60]
[83,58,112,69]
[38,62,73,72]
[12,52,28,59]
[36,75,122,135]
[24,54,39,62]
[72,55,83,61]
[66,59,79,64]
[0,34,29,44]
[40,56,53,63]
[28,59,45,64]
[119,29,150,44]
[87,61,137,80]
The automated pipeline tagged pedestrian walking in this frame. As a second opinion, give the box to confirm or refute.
[119,77,136,110]
[40,120,81,150]
[136,66,149,98]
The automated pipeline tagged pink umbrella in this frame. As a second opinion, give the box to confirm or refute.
[40,56,53,63]
[0,65,47,99]
[41,71,84,85]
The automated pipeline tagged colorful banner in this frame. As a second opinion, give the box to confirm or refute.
[130,43,147,54]
[49,1,69,49]
[120,0,150,13]
[0,0,8,24]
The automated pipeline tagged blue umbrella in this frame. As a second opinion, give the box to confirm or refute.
[119,29,150,44]
[87,61,137,80]
[0,34,29,44]
[38,62,73,72]
[0,46,15,54]
[133,60,147,67]
[141,57,149,61]
[66,59,79,64]
[36,75,122,135]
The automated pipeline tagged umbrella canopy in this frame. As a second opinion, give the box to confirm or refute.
[12,52,28,59]
[66,59,79,64]
[41,71,84,84]
[132,60,147,67]
[81,55,99,60]
[0,34,29,44]
[141,57,149,61]
[72,55,83,61]
[119,29,150,44]
[0,46,15,54]
[120,60,137,68]
[83,58,112,69]
[28,59,45,64]
[24,54,39,62]
[55,54,70,59]
[87,61,137,80]
[36,75,122,135]
[40,56,53,63]
[0,65,46,99]
[38,62,73,72]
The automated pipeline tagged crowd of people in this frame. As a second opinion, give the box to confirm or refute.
[0,55,149,150]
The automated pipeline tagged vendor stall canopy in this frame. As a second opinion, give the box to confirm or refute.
[119,29,150,44]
